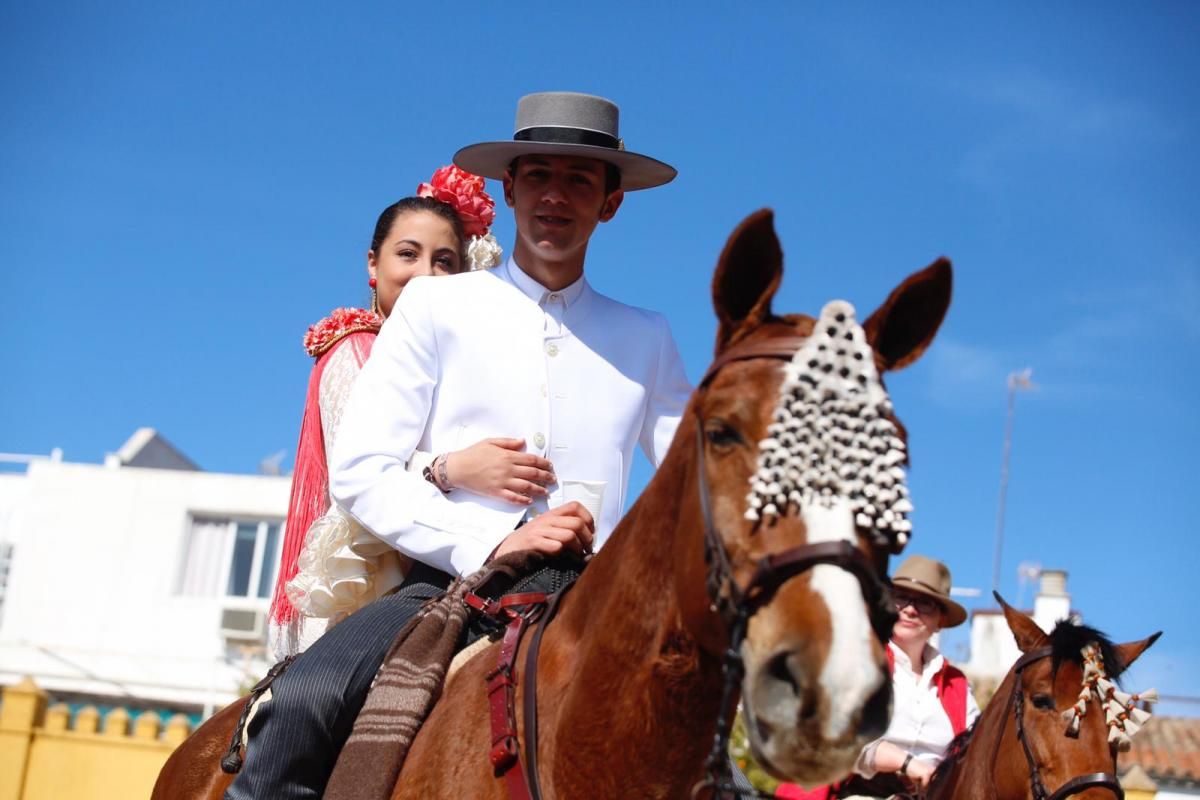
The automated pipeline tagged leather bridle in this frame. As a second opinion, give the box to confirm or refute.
[692,335,899,798]
[992,647,1124,800]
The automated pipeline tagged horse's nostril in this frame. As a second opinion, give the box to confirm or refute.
[767,652,799,696]
[799,687,819,723]
[860,679,891,738]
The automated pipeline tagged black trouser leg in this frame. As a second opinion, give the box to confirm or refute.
[224,563,452,800]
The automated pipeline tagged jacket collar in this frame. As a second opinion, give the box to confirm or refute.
[502,257,588,309]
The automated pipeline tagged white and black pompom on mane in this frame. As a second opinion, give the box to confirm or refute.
[745,300,912,551]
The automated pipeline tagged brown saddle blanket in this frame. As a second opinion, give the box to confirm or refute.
[322,550,558,800]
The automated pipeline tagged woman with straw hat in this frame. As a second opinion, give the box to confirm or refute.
[777,555,979,800]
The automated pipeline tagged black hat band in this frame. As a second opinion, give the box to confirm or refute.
[514,126,621,151]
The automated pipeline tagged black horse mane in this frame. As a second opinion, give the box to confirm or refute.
[924,617,1122,796]
[925,723,976,795]
[1047,618,1124,680]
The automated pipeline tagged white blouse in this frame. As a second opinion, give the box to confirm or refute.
[269,342,406,660]
[855,641,981,778]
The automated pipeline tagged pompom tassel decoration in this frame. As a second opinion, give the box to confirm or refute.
[744,301,913,553]
[1065,643,1155,749]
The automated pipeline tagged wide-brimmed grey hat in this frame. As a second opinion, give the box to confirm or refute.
[891,555,968,628]
[453,91,677,191]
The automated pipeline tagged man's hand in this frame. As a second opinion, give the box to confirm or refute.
[492,502,595,559]
[445,438,555,505]
[905,757,935,790]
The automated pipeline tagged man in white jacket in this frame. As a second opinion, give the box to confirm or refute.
[226,91,692,799]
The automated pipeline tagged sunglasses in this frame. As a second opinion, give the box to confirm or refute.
[892,590,941,616]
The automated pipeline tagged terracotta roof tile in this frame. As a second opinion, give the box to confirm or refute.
[1119,715,1200,787]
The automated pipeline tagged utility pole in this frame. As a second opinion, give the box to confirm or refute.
[992,368,1036,596]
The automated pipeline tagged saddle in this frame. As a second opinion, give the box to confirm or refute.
[323,552,581,800]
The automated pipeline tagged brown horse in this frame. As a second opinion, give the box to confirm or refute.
[923,596,1159,800]
[392,210,951,798]
[152,696,241,799]
[154,209,953,798]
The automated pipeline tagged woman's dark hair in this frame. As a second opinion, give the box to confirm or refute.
[369,196,467,258]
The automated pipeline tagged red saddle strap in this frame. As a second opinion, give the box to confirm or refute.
[466,590,549,620]
[479,588,555,800]
[480,583,574,800]
[486,611,537,800]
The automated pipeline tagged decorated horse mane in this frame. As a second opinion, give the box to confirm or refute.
[926,613,1159,799]
[1045,620,1157,746]
[1045,619,1123,682]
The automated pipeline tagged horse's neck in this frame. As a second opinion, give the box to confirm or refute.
[554,446,709,679]
[536,444,724,790]
[930,672,1016,800]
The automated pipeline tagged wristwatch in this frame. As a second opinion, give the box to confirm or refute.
[900,752,914,777]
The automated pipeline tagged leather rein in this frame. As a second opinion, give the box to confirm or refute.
[989,646,1124,800]
[693,335,898,799]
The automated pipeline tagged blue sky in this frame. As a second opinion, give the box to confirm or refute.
[2,3,1197,712]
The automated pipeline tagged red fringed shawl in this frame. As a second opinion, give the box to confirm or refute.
[268,309,381,627]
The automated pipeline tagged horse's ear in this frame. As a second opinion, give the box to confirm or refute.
[863,258,952,372]
[1110,631,1162,677]
[712,209,784,354]
[995,591,1050,654]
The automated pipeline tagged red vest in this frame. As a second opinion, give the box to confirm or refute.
[774,648,969,800]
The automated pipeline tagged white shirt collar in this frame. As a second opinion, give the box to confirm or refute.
[502,257,587,309]
[889,640,945,682]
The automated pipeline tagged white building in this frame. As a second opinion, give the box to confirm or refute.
[0,430,289,718]
[963,568,1076,690]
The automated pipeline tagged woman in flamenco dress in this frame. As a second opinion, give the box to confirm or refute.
[267,166,555,659]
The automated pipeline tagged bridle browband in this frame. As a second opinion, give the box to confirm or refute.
[692,334,898,799]
[695,422,895,642]
[994,647,1124,800]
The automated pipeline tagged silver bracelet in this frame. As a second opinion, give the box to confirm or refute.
[435,454,453,493]
[423,454,453,494]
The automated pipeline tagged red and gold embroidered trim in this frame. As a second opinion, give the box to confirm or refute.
[303,307,382,357]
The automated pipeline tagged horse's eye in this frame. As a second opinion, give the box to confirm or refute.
[704,420,743,449]
[1032,693,1055,711]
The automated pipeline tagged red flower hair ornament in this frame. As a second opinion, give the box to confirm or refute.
[417,165,503,270]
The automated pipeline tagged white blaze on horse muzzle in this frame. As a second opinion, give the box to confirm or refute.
[738,500,889,781]
[806,503,889,740]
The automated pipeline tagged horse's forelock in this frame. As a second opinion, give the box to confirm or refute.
[1048,620,1124,683]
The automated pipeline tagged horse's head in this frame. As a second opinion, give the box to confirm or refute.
[678,210,951,784]
[990,594,1161,800]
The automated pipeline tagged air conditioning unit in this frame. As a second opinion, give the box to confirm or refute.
[220,607,267,641]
